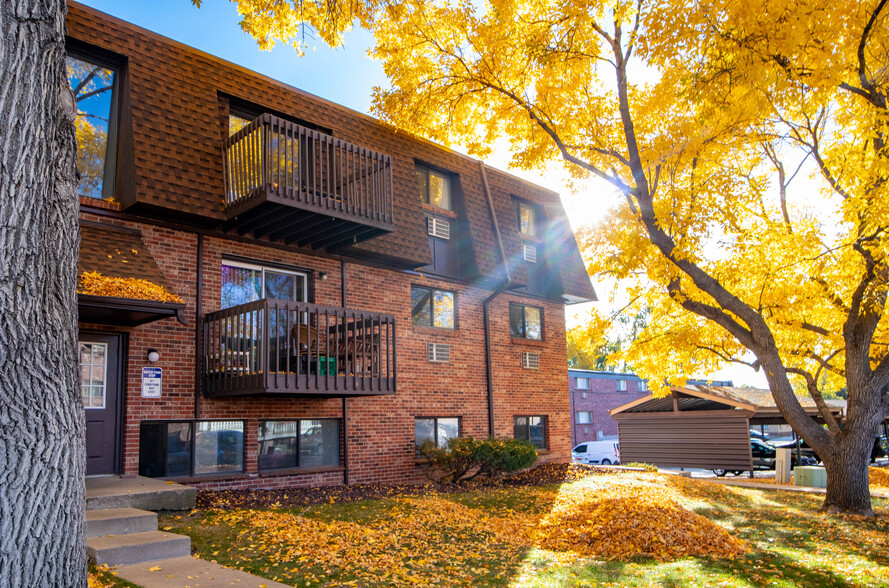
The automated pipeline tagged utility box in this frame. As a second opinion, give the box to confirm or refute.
[775,448,792,484]
[795,466,827,488]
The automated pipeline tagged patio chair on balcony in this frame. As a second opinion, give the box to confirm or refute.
[290,324,337,375]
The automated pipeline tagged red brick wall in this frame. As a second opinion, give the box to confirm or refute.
[79,212,571,488]
[569,371,648,446]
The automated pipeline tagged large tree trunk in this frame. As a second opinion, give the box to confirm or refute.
[0,1,86,586]
[820,438,874,516]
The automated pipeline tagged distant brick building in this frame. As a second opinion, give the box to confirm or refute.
[568,370,732,447]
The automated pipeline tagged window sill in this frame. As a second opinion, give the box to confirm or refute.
[258,465,344,478]
[159,472,248,484]
[511,337,545,347]
[536,449,551,455]
[413,325,459,337]
[421,204,458,219]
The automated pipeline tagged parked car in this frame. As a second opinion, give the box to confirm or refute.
[571,441,620,465]
[712,440,816,476]
[774,435,888,464]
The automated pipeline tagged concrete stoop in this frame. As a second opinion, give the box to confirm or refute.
[86,476,196,511]
[114,556,292,588]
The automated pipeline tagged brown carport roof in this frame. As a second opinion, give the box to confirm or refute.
[611,385,845,425]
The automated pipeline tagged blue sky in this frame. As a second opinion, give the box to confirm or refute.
[77,0,386,115]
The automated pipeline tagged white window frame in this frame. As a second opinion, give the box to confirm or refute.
[617,379,627,391]
[79,341,108,409]
[221,259,308,307]
[576,377,590,390]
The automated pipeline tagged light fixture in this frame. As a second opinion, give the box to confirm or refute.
[318,271,328,281]
[147,348,160,363]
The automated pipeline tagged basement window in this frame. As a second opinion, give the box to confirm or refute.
[139,420,245,478]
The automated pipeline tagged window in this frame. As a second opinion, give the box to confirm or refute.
[518,202,537,237]
[258,419,340,471]
[514,416,547,449]
[67,52,119,200]
[79,342,107,408]
[617,379,627,391]
[221,260,308,309]
[139,420,245,478]
[576,411,592,424]
[416,165,452,210]
[509,303,542,340]
[411,286,455,329]
[415,417,461,450]
[639,380,648,392]
[576,377,590,390]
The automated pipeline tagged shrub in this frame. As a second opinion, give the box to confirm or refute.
[624,461,658,472]
[418,436,538,483]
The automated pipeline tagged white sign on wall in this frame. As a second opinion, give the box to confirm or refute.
[141,367,162,399]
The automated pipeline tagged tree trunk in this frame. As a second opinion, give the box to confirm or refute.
[820,440,874,516]
[0,1,85,586]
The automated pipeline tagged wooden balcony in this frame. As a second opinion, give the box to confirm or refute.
[202,299,396,397]
[222,114,395,250]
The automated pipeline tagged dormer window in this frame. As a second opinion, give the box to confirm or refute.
[67,51,120,200]
[416,165,452,211]
[518,202,537,237]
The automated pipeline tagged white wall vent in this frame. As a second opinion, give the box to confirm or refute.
[427,217,451,240]
[522,352,540,369]
[523,242,537,263]
[427,343,451,363]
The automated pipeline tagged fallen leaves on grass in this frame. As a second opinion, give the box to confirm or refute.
[537,485,748,561]
[79,271,183,303]
[871,466,889,493]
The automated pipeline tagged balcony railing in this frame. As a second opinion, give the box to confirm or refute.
[222,114,395,249]
[203,299,396,397]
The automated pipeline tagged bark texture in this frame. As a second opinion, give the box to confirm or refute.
[0,1,85,585]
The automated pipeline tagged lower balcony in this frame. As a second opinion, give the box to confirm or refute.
[202,299,396,397]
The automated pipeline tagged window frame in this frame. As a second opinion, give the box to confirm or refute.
[617,379,628,391]
[411,285,457,329]
[221,258,309,309]
[414,416,462,450]
[257,418,341,472]
[66,47,121,201]
[416,164,453,211]
[509,303,543,341]
[576,377,590,390]
[639,380,648,392]
[138,419,246,478]
[576,411,592,424]
[517,201,538,238]
[513,415,547,449]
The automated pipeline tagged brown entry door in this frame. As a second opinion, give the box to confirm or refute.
[79,333,122,476]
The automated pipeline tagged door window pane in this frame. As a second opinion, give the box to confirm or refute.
[222,264,261,308]
[79,342,107,408]
[67,54,117,200]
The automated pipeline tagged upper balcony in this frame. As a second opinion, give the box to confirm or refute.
[202,299,396,398]
[222,114,395,250]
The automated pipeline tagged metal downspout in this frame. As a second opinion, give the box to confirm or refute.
[341,260,349,485]
[194,233,203,419]
[480,160,512,438]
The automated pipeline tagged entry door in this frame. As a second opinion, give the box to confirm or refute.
[79,333,122,475]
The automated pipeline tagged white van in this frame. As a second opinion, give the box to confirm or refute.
[571,441,620,465]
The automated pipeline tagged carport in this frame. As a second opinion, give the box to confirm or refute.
[611,385,845,474]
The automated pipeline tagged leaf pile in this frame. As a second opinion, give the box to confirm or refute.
[79,271,183,303]
[536,485,748,561]
[871,466,889,493]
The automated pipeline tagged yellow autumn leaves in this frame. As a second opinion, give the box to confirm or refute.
[78,271,184,303]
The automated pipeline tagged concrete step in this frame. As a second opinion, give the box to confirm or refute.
[115,556,292,588]
[86,476,196,511]
[86,508,158,538]
[87,530,191,566]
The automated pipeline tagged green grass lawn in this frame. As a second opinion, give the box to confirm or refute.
[160,472,889,587]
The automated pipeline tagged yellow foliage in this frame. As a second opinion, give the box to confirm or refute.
[78,271,183,303]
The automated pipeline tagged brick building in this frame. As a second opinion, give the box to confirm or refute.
[568,370,732,447]
[68,2,595,489]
